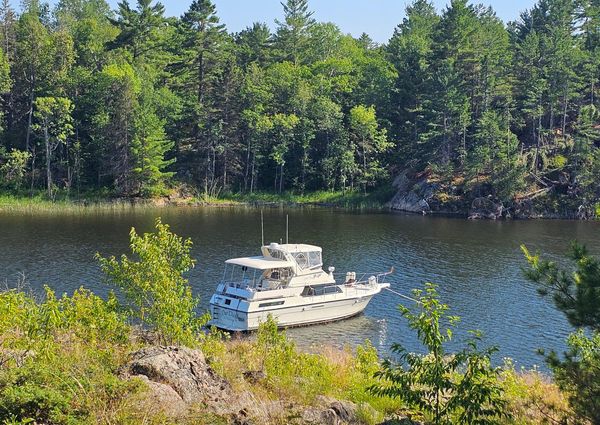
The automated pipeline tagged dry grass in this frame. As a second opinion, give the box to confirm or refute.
[502,367,576,425]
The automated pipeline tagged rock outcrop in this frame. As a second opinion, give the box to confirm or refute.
[469,197,504,220]
[120,346,408,424]
[301,396,358,425]
[387,171,435,214]
[120,346,235,418]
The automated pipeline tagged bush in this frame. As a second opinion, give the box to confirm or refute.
[0,286,139,425]
[0,148,30,191]
[523,242,600,423]
[370,283,508,425]
[97,218,208,346]
[544,331,600,424]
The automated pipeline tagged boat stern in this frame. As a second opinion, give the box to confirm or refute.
[209,295,250,332]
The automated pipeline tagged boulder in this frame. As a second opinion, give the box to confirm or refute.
[300,396,359,425]
[121,346,232,406]
[469,197,504,220]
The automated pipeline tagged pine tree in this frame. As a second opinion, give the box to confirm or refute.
[235,22,272,69]
[275,0,315,65]
[387,0,438,167]
[175,0,227,194]
[109,0,165,60]
[131,84,175,196]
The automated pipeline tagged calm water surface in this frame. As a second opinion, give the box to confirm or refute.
[1,207,598,369]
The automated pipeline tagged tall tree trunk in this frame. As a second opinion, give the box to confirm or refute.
[279,163,284,193]
[250,152,255,194]
[25,89,34,152]
[44,121,51,198]
[561,89,568,138]
[244,138,251,191]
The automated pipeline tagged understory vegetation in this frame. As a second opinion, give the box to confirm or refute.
[0,219,593,424]
[0,0,597,217]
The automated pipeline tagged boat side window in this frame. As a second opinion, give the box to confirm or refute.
[293,251,322,270]
[259,301,285,308]
[267,249,286,260]
[301,285,341,296]
[265,268,290,280]
[308,251,322,268]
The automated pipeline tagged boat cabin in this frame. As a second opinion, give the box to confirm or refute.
[220,242,332,294]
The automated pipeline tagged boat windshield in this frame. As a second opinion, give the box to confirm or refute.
[221,264,292,291]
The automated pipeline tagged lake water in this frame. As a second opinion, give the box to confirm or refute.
[1,207,598,369]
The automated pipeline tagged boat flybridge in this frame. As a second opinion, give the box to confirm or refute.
[209,242,392,331]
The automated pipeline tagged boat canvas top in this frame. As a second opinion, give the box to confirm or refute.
[225,256,294,270]
[267,243,322,253]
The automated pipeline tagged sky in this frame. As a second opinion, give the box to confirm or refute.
[52,0,538,44]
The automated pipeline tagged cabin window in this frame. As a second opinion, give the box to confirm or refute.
[267,249,286,260]
[308,251,322,268]
[259,301,285,308]
[224,299,231,305]
[293,251,322,270]
[301,285,342,296]
[293,252,309,269]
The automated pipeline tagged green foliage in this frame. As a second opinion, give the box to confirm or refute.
[522,242,600,330]
[522,242,600,423]
[370,283,508,424]
[242,317,402,415]
[131,82,175,197]
[33,97,75,197]
[0,286,137,425]
[97,217,207,346]
[0,149,30,190]
[1,0,600,211]
[252,316,334,401]
[544,330,600,424]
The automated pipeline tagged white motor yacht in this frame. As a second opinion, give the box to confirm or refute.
[209,242,391,331]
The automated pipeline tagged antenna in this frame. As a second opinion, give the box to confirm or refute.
[286,214,289,245]
[261,210,264,246]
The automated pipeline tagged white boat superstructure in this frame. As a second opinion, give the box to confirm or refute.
[209,242,391,331]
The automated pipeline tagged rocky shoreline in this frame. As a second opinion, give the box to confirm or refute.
[386,170,598,220]
[119,345,415,425]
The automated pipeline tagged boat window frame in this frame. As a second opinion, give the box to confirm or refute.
[293,250,323,270]
[222,264,260,289]
[301,284,342,297]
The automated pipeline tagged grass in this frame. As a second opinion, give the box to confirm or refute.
[0,185,396,213]
[501,362,573,424]
[0,189,134,213]
[203,185,396,209]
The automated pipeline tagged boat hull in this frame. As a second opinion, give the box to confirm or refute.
[210,292,378,332]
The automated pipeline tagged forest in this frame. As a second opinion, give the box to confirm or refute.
[0,0,598,215]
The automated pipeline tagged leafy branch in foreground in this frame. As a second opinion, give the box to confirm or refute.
[522,242,600,423]
[97,218,208,346]
[369,283,507,425]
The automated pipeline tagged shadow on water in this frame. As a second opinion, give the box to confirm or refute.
[1,206,598,369]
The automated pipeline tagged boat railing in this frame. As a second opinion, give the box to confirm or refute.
[333,267,394,286]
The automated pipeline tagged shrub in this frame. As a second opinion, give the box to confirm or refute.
[370,283,508,425]
[523,242,600,423]
[0,286,138,425]
[97,218,208,346]
[0,148,31,190]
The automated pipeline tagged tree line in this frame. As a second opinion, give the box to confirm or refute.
[0,0,598,209]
